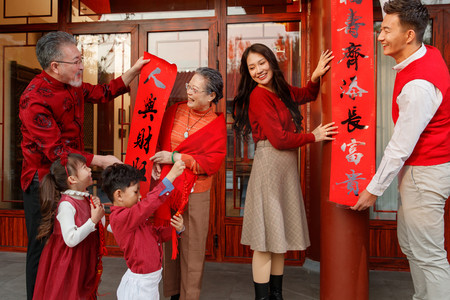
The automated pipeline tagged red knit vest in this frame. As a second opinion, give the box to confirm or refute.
[392,45,450,166]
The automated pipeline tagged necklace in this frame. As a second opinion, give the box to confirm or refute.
[184,108,211,138]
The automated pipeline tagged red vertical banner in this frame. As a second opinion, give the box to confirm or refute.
[329,0,375,206]
[124,52,177,195]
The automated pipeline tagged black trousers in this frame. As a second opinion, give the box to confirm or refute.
[23,177,45,300]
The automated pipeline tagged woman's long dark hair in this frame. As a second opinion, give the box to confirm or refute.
[232,43,303,139]
[37,153,86,241]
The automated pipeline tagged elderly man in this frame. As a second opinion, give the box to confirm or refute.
[19,31,148,300]
[352,1,450,299]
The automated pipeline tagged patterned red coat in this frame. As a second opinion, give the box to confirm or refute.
[19,71,129,190]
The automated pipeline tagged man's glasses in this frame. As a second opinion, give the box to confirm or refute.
[185,83,206,94]
[54,58,83,66]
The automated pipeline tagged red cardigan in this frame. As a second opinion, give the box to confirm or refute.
[249,81,319,149]
[392,45,450,166]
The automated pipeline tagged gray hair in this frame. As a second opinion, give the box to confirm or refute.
[36,31,77,70]
[195,67,223,103]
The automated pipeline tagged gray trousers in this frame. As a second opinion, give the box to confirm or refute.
[397,162,450,300]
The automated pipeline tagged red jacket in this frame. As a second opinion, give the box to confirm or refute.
[249,82,319,150]
[110,181,173,274]
[19,71,129,190]
[392,45,450,166]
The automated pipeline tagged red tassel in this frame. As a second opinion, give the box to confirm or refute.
[153,171,197,260]
[171,227,179,260]
[170,177,195,259]
[89,259,103,300]
[98,222,108,256]
[88,196,108,299]
[154,200,174,228]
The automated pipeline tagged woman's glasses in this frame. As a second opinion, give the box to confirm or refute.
[185,83,206,94]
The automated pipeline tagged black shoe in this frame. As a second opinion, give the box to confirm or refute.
[269,274,283,300]
[254,281,270,300]
[170,294,180,300]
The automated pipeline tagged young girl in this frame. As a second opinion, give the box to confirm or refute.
[33,153,105,300]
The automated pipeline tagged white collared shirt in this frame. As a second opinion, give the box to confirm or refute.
[57,193,106,248]
[366,44,443,196]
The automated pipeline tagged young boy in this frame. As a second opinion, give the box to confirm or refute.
[101,161,185,300]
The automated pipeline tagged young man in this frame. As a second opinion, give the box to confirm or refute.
[19,31,149,299]
[352,1,450,299]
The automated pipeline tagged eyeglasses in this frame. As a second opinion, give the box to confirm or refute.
[185,83,206,94]
[54,58,83,66]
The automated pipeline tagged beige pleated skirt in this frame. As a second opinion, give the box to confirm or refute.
[240,140,310,253]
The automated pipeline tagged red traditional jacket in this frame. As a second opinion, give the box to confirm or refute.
[19,71,129,190]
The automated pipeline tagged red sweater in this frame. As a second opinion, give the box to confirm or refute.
[19,71,129,190]
[249,81,319,149]
[109,181,173,274]
[392,45,450,166]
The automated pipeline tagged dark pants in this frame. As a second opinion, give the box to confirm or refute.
[23,177,45,300]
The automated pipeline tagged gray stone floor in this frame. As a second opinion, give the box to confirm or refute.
[0,251,414,299]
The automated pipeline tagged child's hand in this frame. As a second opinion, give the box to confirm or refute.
[170,213,184,233]
[152,162,161,180]
[166,160,186,183]
[90,198,105,224]
[92,196,101,207]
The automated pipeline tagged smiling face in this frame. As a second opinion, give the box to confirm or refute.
[73,162,93,191]
[53,43,84,87]
[246,51,274,90]
[186,74,215,112]
[378,13,411,63]
[120,182,141,208]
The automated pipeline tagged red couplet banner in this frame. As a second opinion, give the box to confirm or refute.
[329,0,376,206]
[125,52,177,195]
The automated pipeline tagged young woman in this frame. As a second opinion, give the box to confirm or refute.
[233,43,337,300]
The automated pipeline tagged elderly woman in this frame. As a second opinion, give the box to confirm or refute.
[150,67,226,300]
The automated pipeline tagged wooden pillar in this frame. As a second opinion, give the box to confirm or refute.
[320,202,369,299]
[309,1,370,299]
